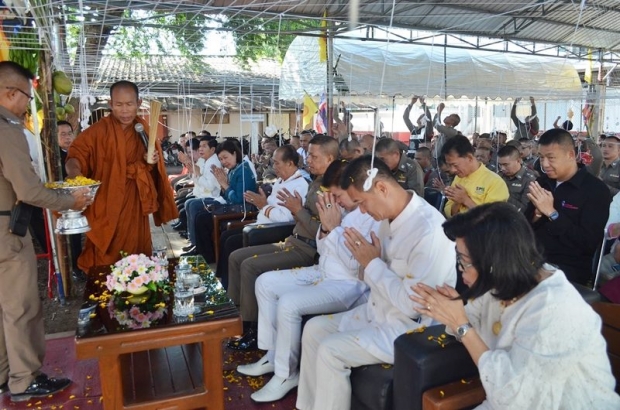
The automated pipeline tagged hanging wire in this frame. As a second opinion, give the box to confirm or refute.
[364,0,397,192]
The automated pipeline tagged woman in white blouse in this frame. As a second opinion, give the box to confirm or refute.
[411,202,620,410]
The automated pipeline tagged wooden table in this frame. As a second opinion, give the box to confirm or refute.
[75,264,242,410]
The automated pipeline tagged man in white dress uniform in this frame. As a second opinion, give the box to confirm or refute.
[237,160,380,402]
[296,155,457,410]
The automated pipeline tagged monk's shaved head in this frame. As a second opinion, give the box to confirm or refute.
[109,80,139,100]
[108,80,142,129]
[0,61,34,87]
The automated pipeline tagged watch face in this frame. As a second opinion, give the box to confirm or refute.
[457,324,471,336]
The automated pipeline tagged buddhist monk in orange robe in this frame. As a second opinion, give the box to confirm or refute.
[66,81,178,272]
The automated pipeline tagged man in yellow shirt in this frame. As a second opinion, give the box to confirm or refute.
[441,135,509,217]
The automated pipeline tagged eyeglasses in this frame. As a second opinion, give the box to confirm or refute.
[5,87,33,102]
[455,250,473,271]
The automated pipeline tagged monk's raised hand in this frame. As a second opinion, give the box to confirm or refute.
[144,150,159,164]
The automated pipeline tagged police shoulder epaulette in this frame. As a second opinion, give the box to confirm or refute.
[0,114,20,126]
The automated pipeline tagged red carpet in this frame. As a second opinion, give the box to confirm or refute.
[0,336,297,410]
[0,334,102,410]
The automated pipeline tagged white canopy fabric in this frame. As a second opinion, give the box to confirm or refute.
[280,36,583,101]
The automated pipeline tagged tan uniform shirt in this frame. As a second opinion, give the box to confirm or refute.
[500,165,537,213]
[0,106,74,214]
[291,176,322,243]
[600,159,620,196]
[393,154,424,197]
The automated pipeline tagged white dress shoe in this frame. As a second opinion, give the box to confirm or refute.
[237,354,274,377]
[251,374,299,402]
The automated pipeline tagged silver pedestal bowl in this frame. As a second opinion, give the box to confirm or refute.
[50,182,101,235]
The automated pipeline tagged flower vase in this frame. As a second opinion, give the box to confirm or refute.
[123,287,151,305]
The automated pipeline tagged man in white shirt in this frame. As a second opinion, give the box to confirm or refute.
[191,138,222,200]
[215,145,308,287]
[181,138,223,254]
[296,156,457,410]
[297,130,312,167]
[236,160,380,403]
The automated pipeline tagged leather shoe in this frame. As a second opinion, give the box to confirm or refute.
[11,374,72,402]
[227,328,257,351]
[237,354,274,376]
[251,374,299,402]
[182,244,195,252]
[180,247,198,256]
[0,382,8,395]
[179,231,188,239]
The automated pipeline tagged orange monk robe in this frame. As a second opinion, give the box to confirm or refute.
[67,115,178,272]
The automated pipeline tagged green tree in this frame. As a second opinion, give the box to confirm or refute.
[65,9,210,61]
[224,17,320,66]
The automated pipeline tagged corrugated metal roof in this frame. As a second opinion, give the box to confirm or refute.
[198,0,620,52]
[81,55,288,111]
[57,1,620,53]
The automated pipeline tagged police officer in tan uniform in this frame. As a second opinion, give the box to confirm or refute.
[599,134,620,195]
[0,62,91,401]
[497,145,537,213]
[375,138,424,196]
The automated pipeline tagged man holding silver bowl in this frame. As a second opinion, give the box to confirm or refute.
[0,61,92,401]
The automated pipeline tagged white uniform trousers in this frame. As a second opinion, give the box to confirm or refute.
[255,268,366,380]
[295,312,383,410]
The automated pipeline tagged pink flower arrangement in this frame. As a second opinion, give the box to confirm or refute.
[106,253,169,295]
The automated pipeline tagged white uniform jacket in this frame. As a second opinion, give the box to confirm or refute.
[338,192,457,363]
[316,207,380,283]
[256,170,309,224]
[192,155,222,199]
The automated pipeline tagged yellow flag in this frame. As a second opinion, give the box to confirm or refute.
[303,93,317,130]
[319,10,328,63]
[584,49,593,84]
[0,28,10,62]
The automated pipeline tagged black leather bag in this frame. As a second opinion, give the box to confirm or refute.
[9,201,34,237]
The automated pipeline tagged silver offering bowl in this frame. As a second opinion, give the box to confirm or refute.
[50,182,101,235]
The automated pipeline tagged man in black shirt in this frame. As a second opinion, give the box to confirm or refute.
[525,128,611,286]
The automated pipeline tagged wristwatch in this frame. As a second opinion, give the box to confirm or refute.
[320,224,331,235]
[548,211,559,221]
[455,322,473,342]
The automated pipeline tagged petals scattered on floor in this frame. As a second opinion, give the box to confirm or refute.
[0,336,297,410]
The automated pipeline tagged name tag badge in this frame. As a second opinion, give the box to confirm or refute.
[561,201,579,210]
